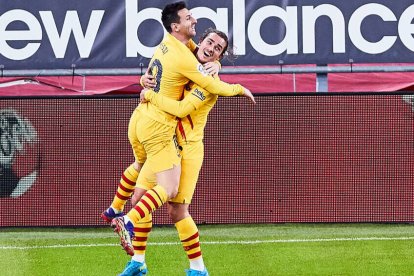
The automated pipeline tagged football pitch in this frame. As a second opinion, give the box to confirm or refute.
[1,223,414,276]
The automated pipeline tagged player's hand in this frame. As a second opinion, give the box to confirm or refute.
[140,88,149,103]
[203,62,220,76]
[242,88,256,104]
[140,72,156,89]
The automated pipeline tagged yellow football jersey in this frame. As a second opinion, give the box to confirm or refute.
[176,83,217,144]
[141,33,244,127]
[144,81,219,144]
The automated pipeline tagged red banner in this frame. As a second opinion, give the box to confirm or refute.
[0,94,413,226]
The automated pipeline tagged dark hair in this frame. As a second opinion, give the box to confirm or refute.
[198,28,237,62]
[161,1,187,33]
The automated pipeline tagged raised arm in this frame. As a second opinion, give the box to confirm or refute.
[141,88,200,118]
[181,56,255,103]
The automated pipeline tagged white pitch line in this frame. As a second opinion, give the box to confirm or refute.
[1,236,414,250]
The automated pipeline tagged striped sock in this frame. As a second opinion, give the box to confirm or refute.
[176,216,205,271]
[132,214,152,263]
[128,185,167,225]
[111,164,139,211]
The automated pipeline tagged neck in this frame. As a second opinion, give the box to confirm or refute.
[171,32,190,45]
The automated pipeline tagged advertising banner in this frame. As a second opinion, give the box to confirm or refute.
[1,0,414,70]
[0,95,413,226]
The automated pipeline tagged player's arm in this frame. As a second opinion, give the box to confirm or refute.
[203,60,221,76]
[184,64,242,96]
[139,70,156,89]
[141,88,205,118]
[181,58,255,103]
[139,58,219,88]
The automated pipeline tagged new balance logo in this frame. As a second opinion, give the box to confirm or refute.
[192,88,206,101]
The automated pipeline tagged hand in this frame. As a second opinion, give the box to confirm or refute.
[140,88,149,103]
[203,62,220,76]
[242,88,256,104]
[140,72,156,89]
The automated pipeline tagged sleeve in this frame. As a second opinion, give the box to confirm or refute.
[179,54,245,97]
[145,90,203,118]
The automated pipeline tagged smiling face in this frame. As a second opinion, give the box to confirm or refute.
[171,8,197,39]
[196,32,227,63]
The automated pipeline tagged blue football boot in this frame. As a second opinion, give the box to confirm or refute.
[118,260,148,276]
[185,268,209,276]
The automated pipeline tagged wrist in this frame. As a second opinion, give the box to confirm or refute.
[144,90,154,100]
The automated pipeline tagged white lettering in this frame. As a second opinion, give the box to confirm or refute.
[191,7,228,38]
[398,4,414,52]
[232,0,246,55]
[0,9,103,60]
[248,6,298,56]
[40,10,104,58]
[349,3,397,54]
[126,0,230,58]
[302,5,345,54]
[0,10,42,60]
[125,0,163,58]
[1,1,414,64]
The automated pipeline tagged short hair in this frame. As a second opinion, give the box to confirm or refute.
[198,28,236,62]
[161,1,187,33]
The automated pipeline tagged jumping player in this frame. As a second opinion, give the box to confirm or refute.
[103,2,254,275]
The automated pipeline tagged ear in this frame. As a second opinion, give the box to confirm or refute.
[171,23,179,32]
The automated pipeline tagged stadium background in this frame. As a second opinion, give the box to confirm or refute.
[0,93,413,227]
[1,0,414,227]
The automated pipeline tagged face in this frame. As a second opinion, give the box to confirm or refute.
[196,33,227,63]
[172,8,197,39]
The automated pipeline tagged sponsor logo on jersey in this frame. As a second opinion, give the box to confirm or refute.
[197,63,209,76]
[192,88,206,101]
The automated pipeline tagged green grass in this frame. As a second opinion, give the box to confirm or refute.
[1,224,414,275]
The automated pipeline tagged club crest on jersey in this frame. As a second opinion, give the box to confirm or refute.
[197,63,209,76]
[0,109,39,198]
[192,88,206,101]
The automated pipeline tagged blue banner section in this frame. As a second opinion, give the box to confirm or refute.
[0,0,414,69]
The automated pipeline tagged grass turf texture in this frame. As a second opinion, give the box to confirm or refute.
[1,223,414,275]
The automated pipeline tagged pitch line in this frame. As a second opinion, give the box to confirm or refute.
[1,236,414,250]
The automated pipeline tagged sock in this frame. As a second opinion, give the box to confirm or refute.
[132,214,153,263]
[128,185,168,225]
[176,216,205,271]
[111,164,139,211]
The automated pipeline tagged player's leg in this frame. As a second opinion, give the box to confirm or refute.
[169,147,208,276]
[126,162,180,224]
[113,160,156,258]
[130,167,157,267]
[112,117,181,254]
[102,108,146,223]
[169,203,208,276]
[118,186,152,276]
[101,162,142,223]
[125,125,182,225]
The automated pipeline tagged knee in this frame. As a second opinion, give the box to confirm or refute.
[167,203,189,223]
[130,194,139,206]
[131,188,147,206]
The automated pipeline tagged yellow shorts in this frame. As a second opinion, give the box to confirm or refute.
[128,108,146,164]
[137,141,204,204]
[128,107,181,173]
